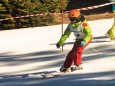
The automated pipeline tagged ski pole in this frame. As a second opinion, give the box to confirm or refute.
[87,45,107,57]
[59,47,67,56]
[87,45,115,62]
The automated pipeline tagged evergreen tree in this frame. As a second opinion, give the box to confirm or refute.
[0,0,15,30]
[0,0,67,30]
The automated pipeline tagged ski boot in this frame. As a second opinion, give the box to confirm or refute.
[71,65,83,72]
[60,66,71,73]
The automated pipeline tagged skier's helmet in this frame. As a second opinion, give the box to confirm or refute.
[69,9,85,23]
[69,9,80,18]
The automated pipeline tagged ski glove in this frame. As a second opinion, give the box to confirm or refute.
[56,43,60,48]
[81,41,86,46]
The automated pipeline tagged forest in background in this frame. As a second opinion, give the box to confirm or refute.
[0,0,112,30]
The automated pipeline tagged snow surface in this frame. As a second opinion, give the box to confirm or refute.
[0,18,115,86]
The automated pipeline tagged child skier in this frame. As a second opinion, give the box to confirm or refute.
[56,9,93,72]
[106,0,115,40]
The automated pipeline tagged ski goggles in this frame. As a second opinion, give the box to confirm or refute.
[69,15,85,23]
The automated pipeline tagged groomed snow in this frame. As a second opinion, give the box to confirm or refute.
[0,18,115,86]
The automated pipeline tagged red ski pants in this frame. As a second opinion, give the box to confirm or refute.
[63,38,92,68]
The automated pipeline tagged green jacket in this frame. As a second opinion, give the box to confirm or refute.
[58,21,92,46]
[106,24,115,39]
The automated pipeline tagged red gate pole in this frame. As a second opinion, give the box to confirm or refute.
[61,0,64,52]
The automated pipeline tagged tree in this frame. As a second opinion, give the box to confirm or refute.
[0,0,15,30]
[0,0,68,30]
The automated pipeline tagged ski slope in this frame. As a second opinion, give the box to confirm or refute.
[0,18,115,86]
